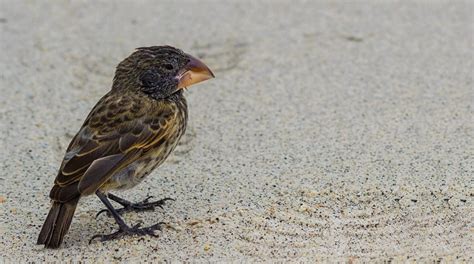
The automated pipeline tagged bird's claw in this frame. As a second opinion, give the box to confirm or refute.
[95,209,110,219]
[142,195,154,203]
[89,222,164,244]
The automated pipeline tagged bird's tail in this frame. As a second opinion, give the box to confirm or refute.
[37,198,79,248]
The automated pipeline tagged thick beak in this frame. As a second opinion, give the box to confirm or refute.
[176,54,214,89]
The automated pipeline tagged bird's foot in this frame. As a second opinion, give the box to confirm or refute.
[89,222,163,244]
[96,196,174,218]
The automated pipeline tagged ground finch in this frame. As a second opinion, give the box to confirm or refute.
[37,46,214,248]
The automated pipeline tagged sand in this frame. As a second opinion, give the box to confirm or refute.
[0,0,472,262]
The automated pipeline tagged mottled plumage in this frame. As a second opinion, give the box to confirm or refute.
[38,46,213,248]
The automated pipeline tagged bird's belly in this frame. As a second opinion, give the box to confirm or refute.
[106,137,181,190]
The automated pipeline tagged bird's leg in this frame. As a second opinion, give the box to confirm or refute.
[95,193,174,218]
[90,191,164,243]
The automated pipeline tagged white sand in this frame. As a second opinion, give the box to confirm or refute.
[0,1,472,262]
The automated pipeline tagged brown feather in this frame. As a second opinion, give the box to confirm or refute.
[37,198,79,248]
[78,153,128,195]
[53,91,180,197]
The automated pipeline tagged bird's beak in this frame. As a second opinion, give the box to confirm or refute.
[176,55,214,89]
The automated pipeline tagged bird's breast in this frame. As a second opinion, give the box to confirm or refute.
[106,97,188,190]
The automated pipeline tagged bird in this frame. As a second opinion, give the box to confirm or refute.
[37,46,214,248]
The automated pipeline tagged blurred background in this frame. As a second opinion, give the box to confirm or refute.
[0,0,472,262]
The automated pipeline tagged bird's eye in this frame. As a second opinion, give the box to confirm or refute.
[163,64,174,70]
[139,70,160,88]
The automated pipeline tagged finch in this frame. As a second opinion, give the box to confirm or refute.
[37,46,214,248]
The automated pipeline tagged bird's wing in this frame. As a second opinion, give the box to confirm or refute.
[50,92,178,201]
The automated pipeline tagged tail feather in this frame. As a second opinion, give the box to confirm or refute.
[37,198,79,248]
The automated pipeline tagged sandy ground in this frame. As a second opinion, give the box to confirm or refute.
[0,0,473,262]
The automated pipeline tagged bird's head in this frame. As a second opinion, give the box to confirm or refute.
[113,46,214,99]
